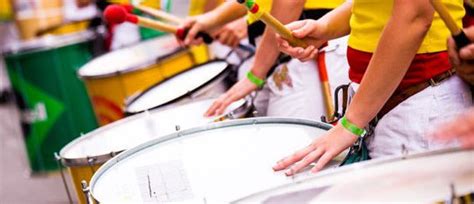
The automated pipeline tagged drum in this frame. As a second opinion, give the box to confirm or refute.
[234,148,474,203]
[3,31,98,172]
[78,35,209,126]
[59,97,252,204]
[124,60,233,115]
[88,118,348,203]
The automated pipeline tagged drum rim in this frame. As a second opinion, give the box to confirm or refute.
[231,147,467,203]
[77,36,187,79]
[88,117,333,201]
[124,59,232,115]
[2,31,95,55]
[58,97,252,167]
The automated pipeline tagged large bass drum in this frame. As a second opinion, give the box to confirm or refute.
[233,148,474,203]
[89,118,347,203]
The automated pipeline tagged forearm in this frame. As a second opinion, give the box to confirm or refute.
[345,0,434,127]
[318,1,352,40]
[251,0,306,78]
[202,2,247,31]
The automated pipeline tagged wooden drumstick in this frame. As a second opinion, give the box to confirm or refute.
[430,0,471,49]
[237,0,335,121]
[236,0,307,48]
[133,4,183,24]
[104,5,213,43]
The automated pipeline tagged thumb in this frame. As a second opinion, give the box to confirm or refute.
[289,20,316,39]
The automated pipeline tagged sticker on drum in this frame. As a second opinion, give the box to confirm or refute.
[89,118,347,203]
[125,60,232,115]
[233,148,474,203]
[59,97,251,203]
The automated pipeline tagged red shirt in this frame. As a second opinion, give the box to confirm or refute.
[347,47,451,91]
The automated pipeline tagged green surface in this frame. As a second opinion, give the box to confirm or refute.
[4,40,98,172]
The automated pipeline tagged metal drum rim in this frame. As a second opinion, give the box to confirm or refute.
[2,31,95,55]
[89,117,333,202]
[230,147,468,204]
[124,59,232,115]
[77,36,187,79]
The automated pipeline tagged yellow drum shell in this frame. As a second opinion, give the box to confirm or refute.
[66,163,103,204]
[79,36,209,126]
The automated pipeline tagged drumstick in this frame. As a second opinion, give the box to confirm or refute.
[236,0,335,121]
[104,5,213,43]
[236,0,307,48]
[430,0,471,49]
[121,3,183,24]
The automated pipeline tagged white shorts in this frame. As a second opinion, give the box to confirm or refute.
[364,75,473,158]
[237,36,351,120]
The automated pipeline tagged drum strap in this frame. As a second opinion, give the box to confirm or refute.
[376,69,456,121]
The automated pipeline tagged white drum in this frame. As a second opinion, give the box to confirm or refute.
[59,98,251,202]
[89,118,347,203]
[125,60,233,115]
[234,148,474,203]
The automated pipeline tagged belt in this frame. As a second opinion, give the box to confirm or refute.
[376,69,456,120]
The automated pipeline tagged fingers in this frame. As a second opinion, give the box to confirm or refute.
[447,37,461,66]
[285,20,311,39]
[277,39,318,62]
[204,95,226,117]
[284,148,323,176]
[272,144,315,171]
[310,152,335,173]
[459,44,474,60]
[185,24,202,45]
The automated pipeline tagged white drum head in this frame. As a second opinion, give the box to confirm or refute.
[78,35,180,77]
[126,61,229,113]
[60,98,248,164]
[90,118,343,203]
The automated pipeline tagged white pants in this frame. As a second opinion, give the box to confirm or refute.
[366,75,473,158]
[238,36,350,120]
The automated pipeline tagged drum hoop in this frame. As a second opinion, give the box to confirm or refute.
[231,147,467,203]
[77,48,186,79]
[89,117,333,201]
[2,31,95,55]
[124,59,232,115]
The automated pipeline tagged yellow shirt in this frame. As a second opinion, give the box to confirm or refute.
[348,0,465,53]
[247,0,345,24]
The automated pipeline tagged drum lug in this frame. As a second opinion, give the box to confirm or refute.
[81,180,92,204]
[401,144,409,158]
[175,125,181,131]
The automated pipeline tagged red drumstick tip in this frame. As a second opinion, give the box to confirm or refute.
[104,5,128,24]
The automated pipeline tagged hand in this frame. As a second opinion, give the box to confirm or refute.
[205,78,257,117]
[275,20,328,62]
[273,124,358,176]
[179,15,213,46]
[447,26,474,85]
[429,108,474,149]
[213,18,247,47]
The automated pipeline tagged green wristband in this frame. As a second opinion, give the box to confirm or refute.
[247,71,265,88]
[340,116,366,137]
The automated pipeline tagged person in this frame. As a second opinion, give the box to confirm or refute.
[431,25,474,149]
[273,0,472,176]
[180,0,347,120]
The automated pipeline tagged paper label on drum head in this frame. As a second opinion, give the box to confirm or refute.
[135,160,193,202]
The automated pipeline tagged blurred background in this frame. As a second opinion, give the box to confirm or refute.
[0,0,224,203]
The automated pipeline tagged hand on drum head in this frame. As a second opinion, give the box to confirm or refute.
[275,20,328,62]
[430,108,474,149]
[448,26,474,85]
[214,18,248,48]
[205,78,257,117]
[273,124,357,176]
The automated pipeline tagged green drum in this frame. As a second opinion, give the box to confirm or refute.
[3,31,98,173]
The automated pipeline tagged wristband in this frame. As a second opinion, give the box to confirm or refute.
[340,116,366,137]
[247,71,265,88]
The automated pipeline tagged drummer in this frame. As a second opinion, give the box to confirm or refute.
[273,0,472,175]
[181,0,346,119]
[432,26,474,149]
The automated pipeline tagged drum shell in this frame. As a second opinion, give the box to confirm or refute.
[66,163,102,204]
[3,32,98,172]
[80,44,210,126]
